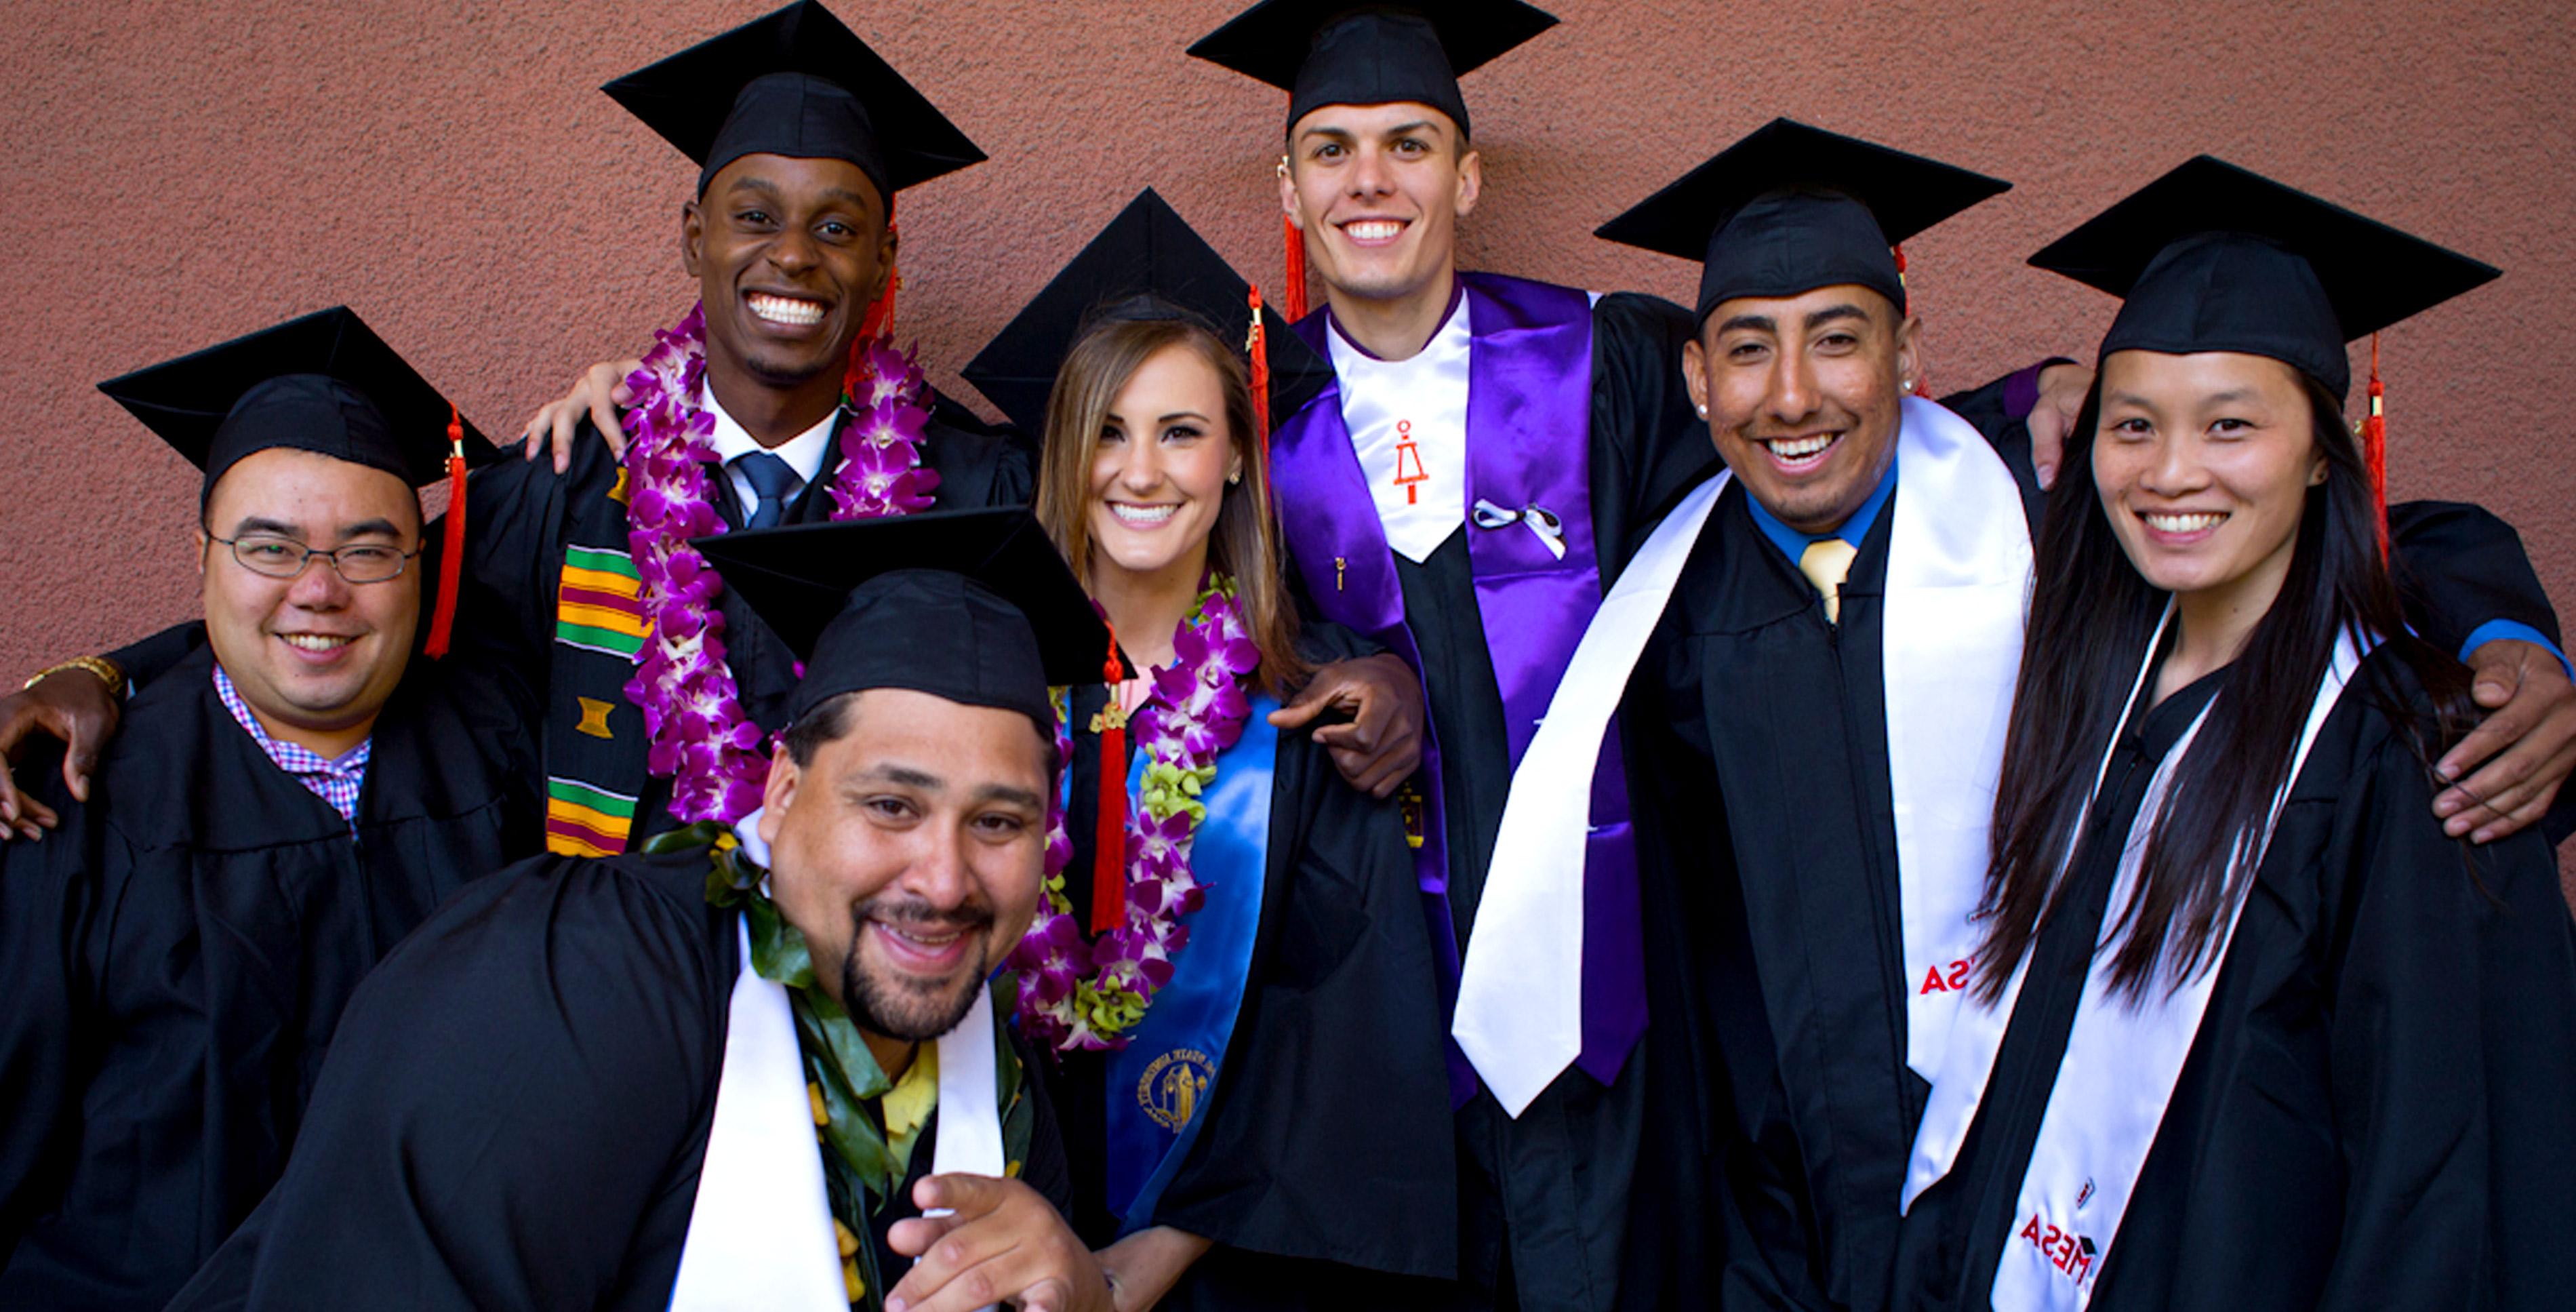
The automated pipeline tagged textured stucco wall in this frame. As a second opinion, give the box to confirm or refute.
[4,1,2571,856]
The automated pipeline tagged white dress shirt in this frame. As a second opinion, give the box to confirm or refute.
[1327,296,1474,563]
[700,384,841,523]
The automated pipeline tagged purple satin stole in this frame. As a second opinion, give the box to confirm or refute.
[1268,272,1647,1101]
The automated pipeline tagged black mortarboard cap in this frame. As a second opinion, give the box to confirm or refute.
[2028,155,2499,401]
[957,188,1334,437]
[692,508,1115,731]
[97,305,497,513]
[603,0,985,203]
[1594,118,2010,323]
[1188,1,1558,140]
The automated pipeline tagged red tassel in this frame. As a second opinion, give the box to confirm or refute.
[1281,212,1308,323]
[856,222,901,344]
[843,250,900,403]
[1892,243,1927,397]
[2362,333,2389,561]
[841,328,869,403]
[1247,285,1272,465]
[424,404,467,660]
[1090,632,1128,936]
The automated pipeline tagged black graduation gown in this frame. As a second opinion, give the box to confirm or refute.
[1326,290,1703,1312]
[1630,478,1926,1312]
[1629,418,2565,1311]
[1891,650,2576,1311]
[0,643,541,1311]
[1042,623,1459,1308]
[1384,296,2040,1311]
[455,388,1032,844]
[164,844,1073,1311]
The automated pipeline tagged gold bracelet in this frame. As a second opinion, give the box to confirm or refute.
[22,655,124,697]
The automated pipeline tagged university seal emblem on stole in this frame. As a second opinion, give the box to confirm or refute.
[1138,1048,1215,1133]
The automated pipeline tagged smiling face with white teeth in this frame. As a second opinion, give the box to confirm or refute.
[1281,100,1480,318]
[1686,283,1919,537]
[759,688,1049,1068]
[199,448,423,759]
[683,151,894,441]
[2091,349,2326,615]
[1083,342,1241,600]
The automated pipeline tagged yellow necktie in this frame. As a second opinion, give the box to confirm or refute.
[1798,537,1859,624]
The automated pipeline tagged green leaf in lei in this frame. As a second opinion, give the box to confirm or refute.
[746,898,906,1201]
[796,989,904,1201]
[990,975,1036,1177]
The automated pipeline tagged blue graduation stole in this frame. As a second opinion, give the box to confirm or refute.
[1103,693,1281,1225]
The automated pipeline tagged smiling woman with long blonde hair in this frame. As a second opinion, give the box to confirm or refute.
[1033,314,1306,702]
[963,193,1460,1311]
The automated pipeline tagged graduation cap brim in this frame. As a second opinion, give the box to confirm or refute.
[1595,117,2011,262]
[959,188,1333,437]
[1188,0,1558,92]
[96,304,498,490]
[2028,155,2500,343]
[603,0,984,195]
[691,508,1118,688]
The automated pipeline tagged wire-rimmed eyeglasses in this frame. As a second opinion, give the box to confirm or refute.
[207,534,421,583]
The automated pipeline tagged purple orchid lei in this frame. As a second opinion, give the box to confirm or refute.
[617,302,938,826]
[1009,574,1261,1053]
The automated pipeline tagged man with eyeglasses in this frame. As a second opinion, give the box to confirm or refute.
[0,308,543,1312]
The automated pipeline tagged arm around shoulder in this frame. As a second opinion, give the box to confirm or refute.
[451,425,601,667]
[1592,292,1720,539]
[2388,500,2560,654]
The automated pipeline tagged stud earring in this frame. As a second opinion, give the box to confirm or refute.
[1695,403,1708,417]
[1228,471,1242,485]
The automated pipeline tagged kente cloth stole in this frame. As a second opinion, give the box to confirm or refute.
[544,471,655,854]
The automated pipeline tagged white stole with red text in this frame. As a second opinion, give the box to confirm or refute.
[1903,608,2369,1310]
[1881,395,2035,1082]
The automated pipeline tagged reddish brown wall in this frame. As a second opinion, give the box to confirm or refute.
[5,1,2571,856]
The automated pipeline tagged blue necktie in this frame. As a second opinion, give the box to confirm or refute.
[732,451,799,531]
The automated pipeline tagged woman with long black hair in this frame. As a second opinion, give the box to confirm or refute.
[1893,158,2576,1311]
